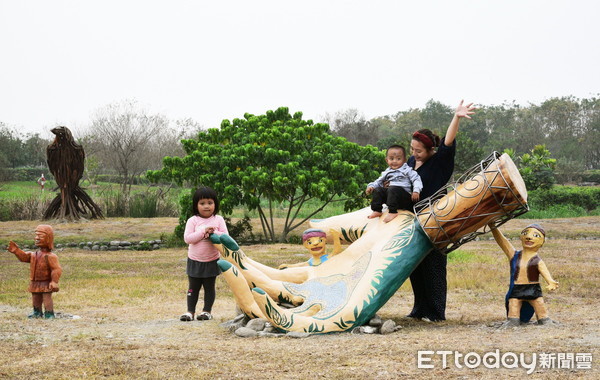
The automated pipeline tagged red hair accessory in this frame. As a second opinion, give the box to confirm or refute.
[412,131,434,149]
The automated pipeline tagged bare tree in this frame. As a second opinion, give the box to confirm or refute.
[89,100,170,192]
[322,108,379,146]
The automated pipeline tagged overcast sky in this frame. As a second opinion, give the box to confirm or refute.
[1,0,599,138]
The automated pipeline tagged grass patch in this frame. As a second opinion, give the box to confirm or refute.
[1,219,599,378]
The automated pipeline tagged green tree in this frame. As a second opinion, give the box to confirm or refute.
[454,134,485,175]
[22,133,50,168]
[148,107,385,242]
[0,123,26,168]
[519,144,557,190]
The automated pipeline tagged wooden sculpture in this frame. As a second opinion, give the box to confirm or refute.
[43,126,103,220]
[6,225,62,319]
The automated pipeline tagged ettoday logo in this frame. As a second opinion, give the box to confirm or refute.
[417,350,593,374]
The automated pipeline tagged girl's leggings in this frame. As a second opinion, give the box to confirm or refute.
[187,276,216,313]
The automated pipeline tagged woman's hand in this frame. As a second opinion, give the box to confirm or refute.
[456,100,476,119]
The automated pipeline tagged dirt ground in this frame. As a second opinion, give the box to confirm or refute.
[1,217,599,379]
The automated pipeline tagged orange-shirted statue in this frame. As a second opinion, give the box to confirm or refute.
[6,225,63,319]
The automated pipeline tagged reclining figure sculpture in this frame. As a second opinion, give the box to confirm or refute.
[215,152,528,333]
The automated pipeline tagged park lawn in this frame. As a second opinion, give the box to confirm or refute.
[0,181,352,222]
[0,217,599,379]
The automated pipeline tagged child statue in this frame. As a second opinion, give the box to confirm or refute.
[6,225,63,319]
[279,228,343,269]
[489,223,559,327]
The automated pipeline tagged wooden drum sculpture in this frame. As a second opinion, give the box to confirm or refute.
[216,152,529,334]
[415,152,528,253]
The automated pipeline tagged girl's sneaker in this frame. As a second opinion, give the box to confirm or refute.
[179,312,194,321]
[197,311,213,320]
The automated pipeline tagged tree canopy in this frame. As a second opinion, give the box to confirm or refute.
[148,107,385,242]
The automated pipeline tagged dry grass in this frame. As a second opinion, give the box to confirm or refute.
[1,217,599,379]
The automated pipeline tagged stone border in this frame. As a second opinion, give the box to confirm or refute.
[221,313,402,338]
[3,240,165,252]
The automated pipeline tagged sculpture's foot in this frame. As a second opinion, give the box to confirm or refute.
[383,213,398,223]
[367,211,382,219]
[44,311,55,319]
[28,308,43,319]
[537,317,559,326]
[498,318,521,329]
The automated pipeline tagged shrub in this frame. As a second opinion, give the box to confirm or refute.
[528,186,600,212]
[0,195,50,221]
[172,190,255,243]
[581,170,600,184]
[5,168,53,182]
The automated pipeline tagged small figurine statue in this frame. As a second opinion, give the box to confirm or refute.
[6,225,63,319]
[37,173,46,191]
[489,223,559,327]
[279,228,343,269]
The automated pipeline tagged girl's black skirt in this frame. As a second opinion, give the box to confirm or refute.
[186,258,221,278]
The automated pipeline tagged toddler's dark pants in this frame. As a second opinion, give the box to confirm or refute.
[370,186,413,213]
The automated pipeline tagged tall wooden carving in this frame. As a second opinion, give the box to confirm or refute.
[43,126,103,220]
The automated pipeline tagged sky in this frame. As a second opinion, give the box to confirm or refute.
[1,0,599,138]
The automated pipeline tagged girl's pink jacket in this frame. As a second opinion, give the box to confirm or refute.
[183,215,228,262]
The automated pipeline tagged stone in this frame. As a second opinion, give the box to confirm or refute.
[220,314,249,332]
[152,244,160,250]
[380,319,396,335]
[286,332,311,339]
[257,331,284,338]
[234,327,258,338]
[100,246,108,251]
[368,314,383,327]
[246,318,267,331]
[359,326,378,334]
[91,245,100,251]
[110,241,120,246]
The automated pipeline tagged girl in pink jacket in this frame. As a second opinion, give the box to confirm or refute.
[180,187,228,321]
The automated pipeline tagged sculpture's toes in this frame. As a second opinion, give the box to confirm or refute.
[209,234,221,244]
[309,206,376,243]
[252,288,325,333]
[217,260,265,319]
[219,234,240,251]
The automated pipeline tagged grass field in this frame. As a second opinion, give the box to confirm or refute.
[1,216,599,379]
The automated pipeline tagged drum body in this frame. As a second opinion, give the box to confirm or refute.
[415,152,528,253]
